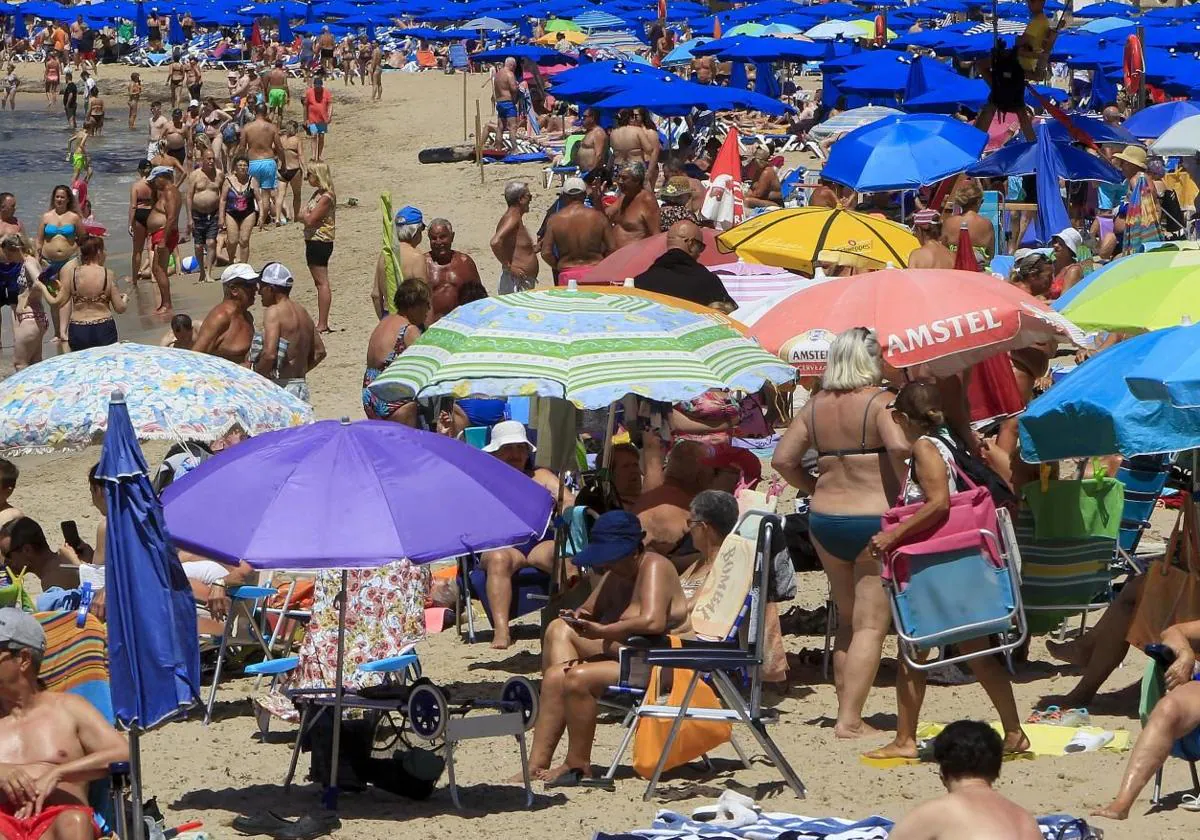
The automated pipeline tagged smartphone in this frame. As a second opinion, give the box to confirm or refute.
[61,520,82,550]
[437,395,454,416]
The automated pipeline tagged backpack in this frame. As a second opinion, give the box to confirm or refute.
[933,431,1019,511]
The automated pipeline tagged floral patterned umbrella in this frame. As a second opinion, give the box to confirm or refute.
[0,343,312,455]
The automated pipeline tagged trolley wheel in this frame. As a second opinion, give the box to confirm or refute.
[407,683,447,741]
[500,676,539,732]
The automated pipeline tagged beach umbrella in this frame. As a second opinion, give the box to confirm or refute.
[661,37,710,63]
[462,15,510,30]
[967,135,1123,182]
[1150,114,1200,156]
[544,17,580,32]
[135,0,147,37]
[822,114,987,192]
[586,228,728,282]
[365,289,796,409]
[1077,16,1135,35]
[535,29,586,44]
[0,343,311,456]
[1125,323,1200,409]
[572,9,626,29]
[1042,113,1137,146]
[472,44,576,64]
[161,419,554,805]
[99,392,200,840]
[592,76,790,116]
[712,262,827,308]
[805,19,864,39]
[700,126,745,230]
[736,268,1083,375]
[1019,327,1200,462]
[1055,249,1200,332]
[168,11,184,43]
[716,207,919,274]
[12,12,27,38]
[1073,0,1138,18]
[726,22,766,36]
[808,104,901,141]
[278,5,292,44]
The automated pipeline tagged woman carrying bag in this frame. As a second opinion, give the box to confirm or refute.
[863,382,1030,761]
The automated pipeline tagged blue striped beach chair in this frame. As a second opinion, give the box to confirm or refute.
[1015,508,1116,635]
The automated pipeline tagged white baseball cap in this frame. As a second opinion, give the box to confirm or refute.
[1052,227,1083,256]
[560,176,587,196]
[259,262,294,288]
[483,420,536,453]
[220,263,259,285]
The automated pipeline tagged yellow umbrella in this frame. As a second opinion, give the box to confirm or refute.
[716,207,919,274]
[535,30,588,45]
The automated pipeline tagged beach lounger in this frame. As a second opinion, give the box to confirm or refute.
[544,133,584,188]
[603,511,806,800]
[416,49,438,70]
[884,507,1028,671]
[1141,644,1200,805]
[1115,454,1176,572]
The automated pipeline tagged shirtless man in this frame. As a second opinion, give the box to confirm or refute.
[888,720,1041,840]
[539,178,612,285]
[425,218,486,323]
[609,109,658,185]
[0,195,22,238]
[167,51,185,108]
[0,607,129,840]
[574,108,608,177]
[316,27,336,74]
[491,181,538,294]
[183,149,222,281]
[907,209,955,269]
[145,166,180,314]
[146,100,169,161]
[493,57,519,137]
[184,58,203,104]
[263,60,288,123]
[634,439,714,570]
[744,147,782,208]
[693,54,715,84]
[192,263,258,363]
[606,163,660,250]
[253,262,326,403]
[372,205,429,319]
[526,510,690,783]
[240,104,285,226]
[161,108,188,173]
[369,41,383,102]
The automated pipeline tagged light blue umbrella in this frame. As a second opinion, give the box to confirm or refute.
[462,16,511,30]
[1125,322,1200,408]
[1123,100,1200,140]
[1019,327,1200,462]
[1078,16,1136,35]
[661,37,710,63]
[99,392,200,837]
[823,113,987,192]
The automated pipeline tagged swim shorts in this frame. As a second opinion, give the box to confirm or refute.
[307,122,327,135]
[496,100,517,119]
[150,227,180,251]
[279,378,310,403]
[191,210,218,244]
[268,87,286,109]
[0,803,97,840]
[498,267,536,294]
[247,157,278,190]
[556,265,593,286]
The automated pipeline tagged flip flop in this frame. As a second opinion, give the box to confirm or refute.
[543,768,585,788]
[1064,730,1114,754]
[1181,793,1200,812]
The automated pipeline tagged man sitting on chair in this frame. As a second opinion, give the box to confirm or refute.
[525,511,690,788]
[478,421,571,650]
[0,609,129,840]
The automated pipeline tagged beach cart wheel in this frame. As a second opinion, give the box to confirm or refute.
[501,676,539,731]
[407,683,447,741]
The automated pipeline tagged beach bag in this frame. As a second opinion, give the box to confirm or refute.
[1021,464,1125,541]
[631,638,732,779]
[881,459,998,562]
[933,432,1018,510]
[1128,503,1200,649]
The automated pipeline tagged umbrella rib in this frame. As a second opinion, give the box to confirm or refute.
[812,208,843,257]
[722,207,808,248]
[856,215,910,266]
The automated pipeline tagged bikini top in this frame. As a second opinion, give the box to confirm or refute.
[73,269,109,305]
[810,388,890,458]
[43,222,76,238]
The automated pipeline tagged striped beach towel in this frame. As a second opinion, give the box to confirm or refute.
[1124,172,1162,255]
[36,611,113,721]
[1014,510,1114,634]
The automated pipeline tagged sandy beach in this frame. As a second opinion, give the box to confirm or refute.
[0,65,1183,839]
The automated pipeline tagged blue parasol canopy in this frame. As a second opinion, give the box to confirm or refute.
[823,113,987,192]
[1031,121,1073,246]
[592,76,791,116]
[967,134,1123,182]
[1123,100,1200,140]
[1126,322,1200,409]
[1073,0,1138,18]
[99,392,200,731]
[473,44,577,64]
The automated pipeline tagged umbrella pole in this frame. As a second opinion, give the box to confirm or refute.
[325,569,348,811]
[600,402,617,472]
[129,729,144,840]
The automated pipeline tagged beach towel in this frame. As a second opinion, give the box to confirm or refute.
[859,721,1129,769]
[482,151,551,164]
[37,611,112,719]
[379,192,401,316]
[689,535,754,642]
[1124,172,1162,255]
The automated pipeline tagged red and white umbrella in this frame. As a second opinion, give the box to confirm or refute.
[712,261,823,308]
[739,268,1085,376]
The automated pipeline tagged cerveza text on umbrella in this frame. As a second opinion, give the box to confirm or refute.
[885,308,1003,356]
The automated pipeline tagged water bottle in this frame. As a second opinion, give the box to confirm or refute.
[76,581,92,627]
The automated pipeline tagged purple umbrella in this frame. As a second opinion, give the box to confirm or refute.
[160,418,553,807]
[161,418,553,568]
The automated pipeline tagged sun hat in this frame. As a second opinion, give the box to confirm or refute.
[561,176,587,196]
[483,420,536,453]
[394,205,424,226]
[0,608,46,657]
[1051,227,1082,256]
[1013,247,1052,263]
[220,263,260,285]
[1112,144,1148,170]
[658,176,692,201]
[259,262,294,288]
[570,511,644,569]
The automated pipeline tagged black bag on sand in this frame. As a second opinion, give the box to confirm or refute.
[934,431,1019,510]
[305,714,445,799]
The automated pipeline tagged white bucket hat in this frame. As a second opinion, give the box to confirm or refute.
[483,420,536,453]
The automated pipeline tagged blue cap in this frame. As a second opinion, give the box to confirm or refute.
[572,511,644,568]
[394,206,424,226]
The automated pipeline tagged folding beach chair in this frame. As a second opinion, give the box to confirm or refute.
[203,583,281,723]
[1115,454,1176,571]
[448,44,469,73]
[1141,644,1200,805]
[884,507,1028,671]
[1015,507,1117,635]
[543,133,583,188]
[603,511,806,800]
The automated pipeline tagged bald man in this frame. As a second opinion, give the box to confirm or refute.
[494,57,519,136]
[633,220,734,307]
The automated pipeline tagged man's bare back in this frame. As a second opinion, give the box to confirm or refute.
[907,241,955,269]
[542,203,611,271]
[242,117,280,160]
[889,785,1041,840]
[609,125,652,166]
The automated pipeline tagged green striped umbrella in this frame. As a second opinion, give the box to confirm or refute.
[368,288,796,409]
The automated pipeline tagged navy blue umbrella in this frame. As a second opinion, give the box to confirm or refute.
[592,77,790,116]
[1044,113,1137,146]
[278,4,293,43]
[168,11,185,43]
[968,135,1122,182]
[1032,121,1073,246]
[99,392,199,838]
[135,1,148,37]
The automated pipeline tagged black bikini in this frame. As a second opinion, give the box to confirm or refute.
[810,389,890,458]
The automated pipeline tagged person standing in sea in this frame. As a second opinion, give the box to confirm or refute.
[146,166,181,314]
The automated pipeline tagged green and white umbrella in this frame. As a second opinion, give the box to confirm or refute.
[367,288,796,409]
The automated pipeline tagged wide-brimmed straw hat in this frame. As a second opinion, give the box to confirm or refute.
[658,176,692,202]
[1112,145,1147,170]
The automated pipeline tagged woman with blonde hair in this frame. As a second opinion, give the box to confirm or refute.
[772,327,909,738]
[1,234,52,369]
[942,179,995,260]
[303,160,336,333]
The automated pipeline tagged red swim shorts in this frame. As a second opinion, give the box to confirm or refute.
[150,228,179,251]
[0,804,96,840]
